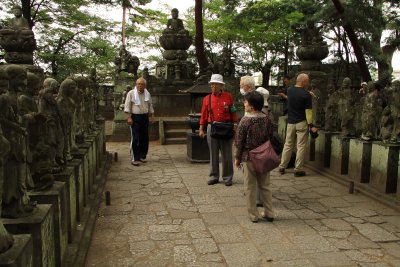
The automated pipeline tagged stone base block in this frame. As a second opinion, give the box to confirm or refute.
[314,131,338,168]
[186,132,209,162]
[308,137,315,161]
[54,167,76,243]
[370,143,399,193]
[348,139,372,183]
[29,182,68,266]
[277,116,287,142]
[3,204,55,267]
[69,160,84,223]
[330,136,350,175]
[0,234,33,267]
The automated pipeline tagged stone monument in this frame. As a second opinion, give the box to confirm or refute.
[361,81,379,140]
[338,77,356,137]
[324,84,340,132]
[159,8,193,84]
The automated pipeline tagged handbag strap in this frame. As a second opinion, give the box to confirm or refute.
[208,93,233,123]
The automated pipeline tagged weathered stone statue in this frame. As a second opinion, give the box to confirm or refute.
[301,20,324,45]
[0,5,36,64]
[7,5,30,29]
[39,78,66,167]
[57,78,77,161]
[0,69,14,253]
[338,77,356,136]
[389,80,400,142]
[310,79,322,127]
[72,76,86,143]
[325,84,340,131]
[164,8,189,35]
[159,8,192,82]
[361,81,379,141]
[2,65,35,218]
[19,72,55,190]
[114,45,140,76]
[380,106,393,142]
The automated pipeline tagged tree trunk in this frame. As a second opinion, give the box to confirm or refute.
[283,36,289,76]
[21,0,34,29]
[194,0,209,75]
[330,0,372,82]
[261,63,272,87]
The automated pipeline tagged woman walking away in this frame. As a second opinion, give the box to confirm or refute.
[235,91,274,223]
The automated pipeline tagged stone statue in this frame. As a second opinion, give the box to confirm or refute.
[360,81,379,141]
[339,77,356,137]
[0,5,36,64]
[380,106,393,142]
[325,84,340,132]
[301,20,324,45]
[389,80,400,142]
[39,78,66,167]
[310,79,322,127]
[0,69,14,253]
[71,76,86,143]
[114,45,140,76]
[57,78,77,161]
[6,5,30,29]
[164,8,189,35]
[1,65,35,218]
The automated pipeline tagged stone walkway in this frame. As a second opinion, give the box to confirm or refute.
[86,142,400,267]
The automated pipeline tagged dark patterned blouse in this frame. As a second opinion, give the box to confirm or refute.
[235,113,273,162]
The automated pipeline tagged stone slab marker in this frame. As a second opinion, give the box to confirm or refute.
[330,135,350,175]
[370,143,399,193]
[3,205,55,267]
[29,181,68,266]
[348,139,372,183]
[0,234,33,267]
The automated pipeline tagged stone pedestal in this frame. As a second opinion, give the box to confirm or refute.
[68,158,85,223]
[29,182,68,266]
[3,205,55,267]
[308,137,315,161]
[330,136,351,175]
[348,139,372,183]
[186,132,209,162]
[277,116,288,142]
[0,235,33,267]
[54,167,76,243]
[314,131,338,168]
[370,143,399,193]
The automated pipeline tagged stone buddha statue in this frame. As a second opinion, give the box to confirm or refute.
[361,81,379,141]
[0,68,14,253]
[325,84,340,132]
[1,65,36,218]
[39,78,66,167]
[164,8,188,35]
[339,77,356,137]
[7,5,30,29]
[57,78,78,161]
[389,80,400,142]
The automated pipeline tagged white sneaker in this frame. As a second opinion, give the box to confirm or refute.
[139,158,147,163]
[131,160,140,166]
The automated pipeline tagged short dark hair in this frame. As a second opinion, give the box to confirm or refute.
[244,91,264,111]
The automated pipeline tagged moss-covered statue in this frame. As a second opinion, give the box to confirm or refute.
[19,72,55,190]
[57,78,77,161]
[360,81,379,141]
[389,80,400,142]
[1,65,36,218]
[39,78,66,167]
[324,84,340,132]
[338,77,356,137]
[0,69,14,253]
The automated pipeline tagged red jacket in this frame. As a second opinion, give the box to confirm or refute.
[200,92,237,125]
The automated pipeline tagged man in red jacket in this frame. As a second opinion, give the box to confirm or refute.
[199,74,238,186]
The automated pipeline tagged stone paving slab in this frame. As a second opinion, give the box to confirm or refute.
[86,142,400,266]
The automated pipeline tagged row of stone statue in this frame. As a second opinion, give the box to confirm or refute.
[0,64,99,252]
[322,77,400,142]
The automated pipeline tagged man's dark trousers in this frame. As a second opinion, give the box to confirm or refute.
[130,113,149,161]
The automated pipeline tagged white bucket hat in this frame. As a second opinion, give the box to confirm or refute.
[209,74,225,84]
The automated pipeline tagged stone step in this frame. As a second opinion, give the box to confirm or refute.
[165,129,188,139]
[165,137,187,145]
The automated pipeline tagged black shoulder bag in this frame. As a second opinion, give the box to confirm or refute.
[208,94,234,139]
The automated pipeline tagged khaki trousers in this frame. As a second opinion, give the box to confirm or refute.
[244,162,273,221]
[279,120,308,172]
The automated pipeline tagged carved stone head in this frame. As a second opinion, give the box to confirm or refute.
[26,72,41,95]
[341,77,351,90]
[6,65,27,93]
[59,78,77,97]
[43,78,59,94]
